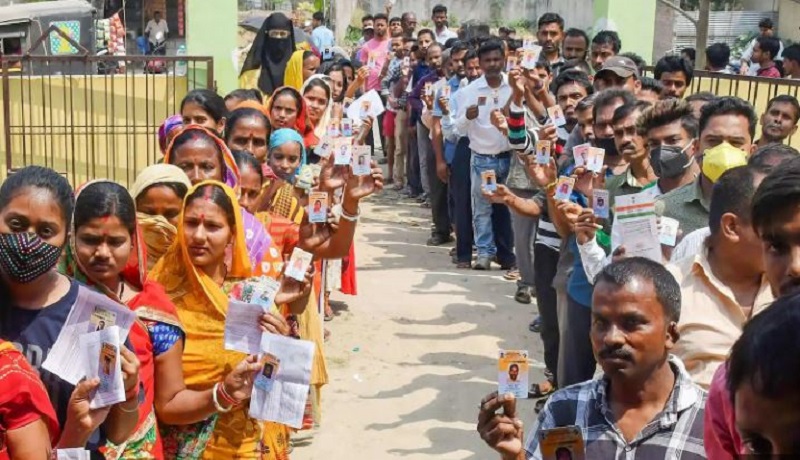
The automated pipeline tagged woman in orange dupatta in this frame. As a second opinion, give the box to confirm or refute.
[150,181,294,459]
[266,86,318,149]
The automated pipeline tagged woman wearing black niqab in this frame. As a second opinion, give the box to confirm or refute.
[239,12,296,96]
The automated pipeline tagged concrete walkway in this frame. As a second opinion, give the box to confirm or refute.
[294,187,546,459]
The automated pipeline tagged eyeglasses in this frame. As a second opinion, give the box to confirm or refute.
[268,30,291,39]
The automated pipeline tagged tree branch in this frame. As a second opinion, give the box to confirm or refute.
[657,0,698,26]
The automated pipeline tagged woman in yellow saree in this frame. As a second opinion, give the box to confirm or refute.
[150,180,293,459]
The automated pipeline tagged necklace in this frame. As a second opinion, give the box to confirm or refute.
[118,281,125,299]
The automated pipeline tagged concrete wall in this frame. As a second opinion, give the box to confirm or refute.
[778,0,800,43]
[594,0,657,63]
[364,0,596,32]
[186,0,238,93]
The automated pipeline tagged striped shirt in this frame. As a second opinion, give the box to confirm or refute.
[533,196,561,251]
[524,355,707,459]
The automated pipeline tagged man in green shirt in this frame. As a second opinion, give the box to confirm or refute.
[657,97,757,236]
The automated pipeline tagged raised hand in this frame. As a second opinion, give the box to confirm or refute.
[344,160,384,201]
[477,392,524,460]
[318,156,349,192]
[438,96,450,115]
[574,208,601,245]
[490,109,508,136]
[482,183,512,205]
[275,264,315,306]
[526,157,558,188]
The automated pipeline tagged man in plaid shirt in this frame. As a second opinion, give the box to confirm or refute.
[478,258,707,459]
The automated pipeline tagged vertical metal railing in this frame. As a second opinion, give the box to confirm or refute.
[0,54,214,188]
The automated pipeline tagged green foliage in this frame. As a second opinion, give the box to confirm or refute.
[731,30,756,59]
[344,25,362,46]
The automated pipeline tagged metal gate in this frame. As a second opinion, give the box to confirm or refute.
[1,46,213,188]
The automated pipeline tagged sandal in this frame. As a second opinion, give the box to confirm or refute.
[528,380,556,399]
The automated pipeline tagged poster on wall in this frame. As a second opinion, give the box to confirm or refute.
[49,21,81,55]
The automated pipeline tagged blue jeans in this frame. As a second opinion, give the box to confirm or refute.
[470,152,516,265]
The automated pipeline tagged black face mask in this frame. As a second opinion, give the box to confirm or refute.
[651,144,693,179]
[594,137,618,156]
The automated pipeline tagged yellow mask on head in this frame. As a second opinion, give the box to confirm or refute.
[701,141,748,183]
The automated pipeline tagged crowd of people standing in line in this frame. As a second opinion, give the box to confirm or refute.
[3,3,800,458]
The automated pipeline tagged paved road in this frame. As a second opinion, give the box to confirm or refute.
[295,187,545,459]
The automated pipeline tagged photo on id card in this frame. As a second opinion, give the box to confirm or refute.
[327,119,340,138]
[498,350,529,399]
[587,147,605,173]
[547,105,567,127]
[481,170,497,192]
[316,136,333,159]
[540,426,586,460]
[359,101,371,119]
[506,55,518,72]
[334,138,353,165]
[593,189,610,219]
[573,143,590,168]
[554,176,575,201]
[285,248,312,281]
[535,140,552,165]
[255,353,281,392]
[341,118,353,137]
[98,342,118,393]
[90,307,116,332]
[352,146,372,176]
[308,191,329,224]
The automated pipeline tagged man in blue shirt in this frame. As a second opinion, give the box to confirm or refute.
[311,12,335,57]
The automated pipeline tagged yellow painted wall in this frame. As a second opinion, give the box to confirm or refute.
[0,74,189,188]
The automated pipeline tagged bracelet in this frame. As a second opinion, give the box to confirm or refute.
[545,181,558,191]
[340,206,360,222]
[218,382,240,407]
[116,398,139,413]
[212,383,233,413]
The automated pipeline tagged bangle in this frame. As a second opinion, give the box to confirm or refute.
[212,383,233,413]
[218,382,240,407]
[340,206,360,222]
[116,398,139,413]
[545,181,557,191]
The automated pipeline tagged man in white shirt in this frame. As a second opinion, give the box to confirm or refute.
[145,11,169,55]
[455,39,514,270]
[432,4,458,45]
[740,18,783,76]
